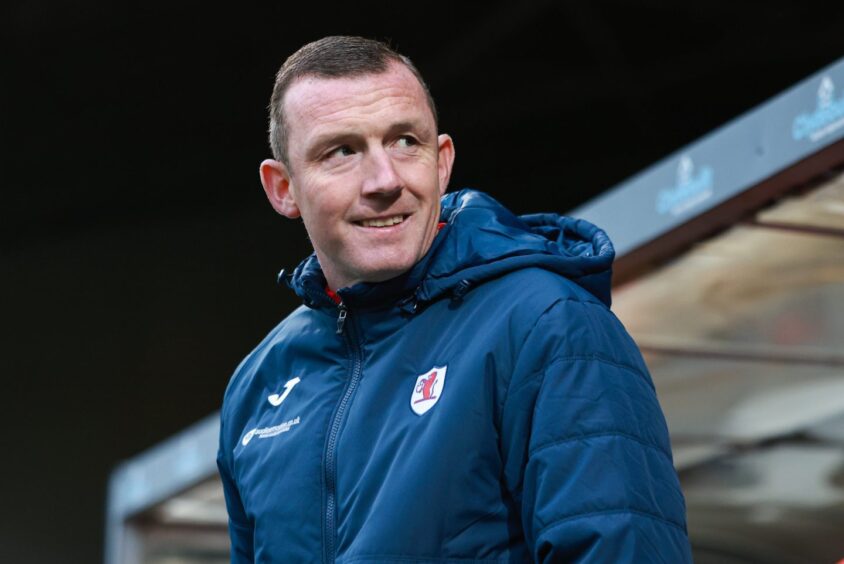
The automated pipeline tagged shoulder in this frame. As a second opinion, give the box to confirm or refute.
[472,266,615,341]
[219,305,323,429]
[476,267,650,386]
[487,266,606,307]
[495,272,672,463]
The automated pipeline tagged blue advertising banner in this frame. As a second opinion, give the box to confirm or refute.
[573,57,844,257]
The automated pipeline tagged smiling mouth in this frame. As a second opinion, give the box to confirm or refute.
[357,215,407,228]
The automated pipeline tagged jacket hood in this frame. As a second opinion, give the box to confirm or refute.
[283,189,615,310]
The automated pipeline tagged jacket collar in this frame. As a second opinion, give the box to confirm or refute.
[282,189,615,311]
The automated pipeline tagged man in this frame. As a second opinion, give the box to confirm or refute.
[217,36,692,563]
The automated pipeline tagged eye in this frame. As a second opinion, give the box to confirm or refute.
[395,136,418,149]
[326,145,355,159]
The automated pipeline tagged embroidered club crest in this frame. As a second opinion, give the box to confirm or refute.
[410,365,447,415]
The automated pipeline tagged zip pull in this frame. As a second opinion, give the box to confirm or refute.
[451,279,472,303]
[336,303,348,334]
[399,288,420,315]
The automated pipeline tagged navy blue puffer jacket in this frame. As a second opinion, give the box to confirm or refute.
[217,190,692,563]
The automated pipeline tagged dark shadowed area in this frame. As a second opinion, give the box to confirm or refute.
[3,1,843,561]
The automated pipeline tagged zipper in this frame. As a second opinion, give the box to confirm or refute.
[336,302,348,334]
[324,301,362,563]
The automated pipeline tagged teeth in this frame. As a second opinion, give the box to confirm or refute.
[360,215,404,228]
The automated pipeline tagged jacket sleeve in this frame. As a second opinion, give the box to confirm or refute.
[499,296,693,563]
[217,413,255,563]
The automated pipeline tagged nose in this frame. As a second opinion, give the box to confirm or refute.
[360,146,403,197]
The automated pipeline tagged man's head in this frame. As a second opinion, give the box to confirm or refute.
[259,36,455,291]
[268,36,438,169]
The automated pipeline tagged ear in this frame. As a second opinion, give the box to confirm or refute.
[436,134,455,196]
[259,159,300,218]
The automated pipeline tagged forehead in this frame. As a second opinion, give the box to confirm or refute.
[283,63,434,143]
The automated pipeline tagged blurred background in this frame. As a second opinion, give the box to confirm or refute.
[4,1,844,562]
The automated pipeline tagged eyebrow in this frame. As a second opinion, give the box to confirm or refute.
[304,119,435,161]
[304,132,359,161]
[384,120,434,140]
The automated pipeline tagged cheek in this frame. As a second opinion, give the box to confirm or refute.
[296,179,343,220]
[402,163,441,196]
[301,195,353,249]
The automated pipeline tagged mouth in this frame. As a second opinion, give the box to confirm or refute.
[355,214,408,228]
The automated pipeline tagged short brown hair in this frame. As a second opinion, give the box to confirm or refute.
[268,36,438,167]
